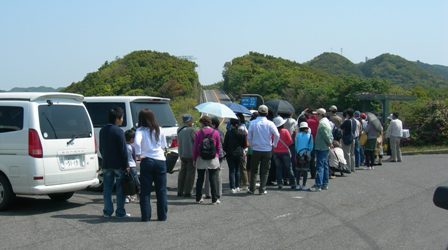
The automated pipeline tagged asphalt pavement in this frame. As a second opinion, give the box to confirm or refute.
[1,154,448,250]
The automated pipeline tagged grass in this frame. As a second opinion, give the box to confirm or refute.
[402,144,448,153]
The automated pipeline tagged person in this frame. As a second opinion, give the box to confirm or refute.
[223,118,247,193]
[125,129,140,203]
[353,111,363,169]
[364,116,382,169]
[245,112,258,187]
[177,114,196,197]
[329,140,348,176]
[134,109,168,222]
[385,112,403,162]
[305,110,318,179]
[204,116,224,199]
[99,107,130,218]
[340,109,356,172]
[328,105,342,128]
[295,122,314,191]
[193,116,221,204]
[272,116,296,189]
[236,113,249,189]
[311,108,333,192]
[247,105,280,195]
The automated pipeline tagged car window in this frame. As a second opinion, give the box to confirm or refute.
[0,106,23,133]
[84,102,127,128]
[130,102,177,128]
[38,105,92,139]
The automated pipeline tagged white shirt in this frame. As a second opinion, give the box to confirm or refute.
[248,116,280,152]
[329,147,347,168]
[386,119,403,138]
[126,144,136,167]
[134,127,167,161]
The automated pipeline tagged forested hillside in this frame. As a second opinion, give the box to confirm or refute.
[64,50,200,99]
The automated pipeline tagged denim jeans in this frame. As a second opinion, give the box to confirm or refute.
[140,158,168,221]
[227,155,241,189]
[354,137,361,168]
[273,152,296,187]
[315,150,329,188]
[103,168,127,217]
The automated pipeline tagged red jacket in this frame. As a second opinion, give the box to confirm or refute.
[273,128,292,153]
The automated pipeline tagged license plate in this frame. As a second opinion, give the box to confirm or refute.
[59,155,85,170]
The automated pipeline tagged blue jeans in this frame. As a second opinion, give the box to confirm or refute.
[315,150,329,188]
[227,155,241,189]
[273,152,296,187]
[129,167,141,191]
[354,137,361,168]
[140,158,168,221]
[103,168,127,217]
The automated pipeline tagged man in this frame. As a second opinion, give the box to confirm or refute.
[248,105,280,195]
[340,108,356,172]
[99,107,130,218]
[177,114,196,197]
[353,111,362,168]
[385,112,403,162]
[328,105,342,128]
[311,108,333,191]
[305,110,319,179]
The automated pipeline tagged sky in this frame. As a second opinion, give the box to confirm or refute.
[1,0,448,90]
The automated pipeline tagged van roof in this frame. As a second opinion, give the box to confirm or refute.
[0,92,84,102]
[84,96,170,102]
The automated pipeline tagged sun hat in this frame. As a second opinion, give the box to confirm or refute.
[329,105,337,112]
[316,108,326,116]
[273,116,286,127]
[258,105,268,114]
[299,122,309,129]
[360,113,367,119]
[354,111,361,118]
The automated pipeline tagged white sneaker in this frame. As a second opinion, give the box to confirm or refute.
[125,197,130,203]
[116,213,131,218]
[231,188,237,193]
[236,187,241,192]
[295,185,302,190]
[212,199,221,205]
[196,198,204,204]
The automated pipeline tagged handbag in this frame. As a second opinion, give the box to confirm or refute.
[122,171,137,195]
[165,150,179,174]
[332,149,351,174]
[359,132,368,146]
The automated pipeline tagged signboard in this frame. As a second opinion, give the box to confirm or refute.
[240,94,264,109]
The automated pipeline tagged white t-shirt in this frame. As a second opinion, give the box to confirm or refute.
[329,147,347,168]
[134,127,167,161]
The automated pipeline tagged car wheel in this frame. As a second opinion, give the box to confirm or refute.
[0,175,15,211]
[48,192,74,202]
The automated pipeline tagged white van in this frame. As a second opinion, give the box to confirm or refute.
[83,96,178,190]
[0,92,99,210]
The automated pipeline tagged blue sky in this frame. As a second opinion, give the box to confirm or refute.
[1,0,447,90]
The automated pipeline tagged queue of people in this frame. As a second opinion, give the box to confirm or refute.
[99,103,404,222]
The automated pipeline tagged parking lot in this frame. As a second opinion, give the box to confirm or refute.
[1,154,448,249]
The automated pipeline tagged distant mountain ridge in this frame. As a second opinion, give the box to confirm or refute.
[1,86,62,92]
[305,52,448,87]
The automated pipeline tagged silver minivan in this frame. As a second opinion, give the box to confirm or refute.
[0,92,99,210]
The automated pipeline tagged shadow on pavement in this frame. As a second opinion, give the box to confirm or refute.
[0,196,84,216]
[52,213,141,224]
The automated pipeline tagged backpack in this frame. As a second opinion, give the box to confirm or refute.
[199,129,217,160]
[332,126,343,141]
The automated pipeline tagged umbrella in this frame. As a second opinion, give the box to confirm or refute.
[195,102,238,119]
[366,112,383,132]
[265,99,295,116]
[225,102,252,115]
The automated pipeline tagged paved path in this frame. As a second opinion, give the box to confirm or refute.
[1,154,448,249]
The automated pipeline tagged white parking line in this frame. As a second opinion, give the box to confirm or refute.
[274,213,293,219]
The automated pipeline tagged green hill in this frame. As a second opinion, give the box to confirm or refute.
[7,86,61,92]
[64,50,200,98]
[306,52,363,77]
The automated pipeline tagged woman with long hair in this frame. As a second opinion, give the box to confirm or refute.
[134,109,168,221]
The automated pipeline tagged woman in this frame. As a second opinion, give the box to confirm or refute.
[272,116,297,189]
[223,118,247,193]
[194,116,221,204]
[365,117,382,170]
[295,122,314,190]
[134,109,168,221]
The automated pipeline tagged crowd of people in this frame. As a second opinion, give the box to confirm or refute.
[99,103,404,222]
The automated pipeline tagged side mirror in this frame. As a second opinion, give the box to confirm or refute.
[433,186,448,210]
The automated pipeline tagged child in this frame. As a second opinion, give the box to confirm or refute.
[329,140,348,176]
[125,129,140,203]
[295,122,314,191]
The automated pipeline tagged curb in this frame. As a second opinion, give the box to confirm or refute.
[402,149,448,156]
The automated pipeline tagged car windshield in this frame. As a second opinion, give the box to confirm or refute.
[39,105,92,139]
[131,102,177,128]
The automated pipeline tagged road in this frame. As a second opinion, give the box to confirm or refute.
[203,89,232,104]
[1,154,448,249]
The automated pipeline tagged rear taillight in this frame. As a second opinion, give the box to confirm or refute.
[94,136,98,154]
[28,129,43,158]
[170,137,178,148]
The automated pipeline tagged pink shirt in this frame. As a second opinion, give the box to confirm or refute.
[193,127,221,161]
[273,128,293,153]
